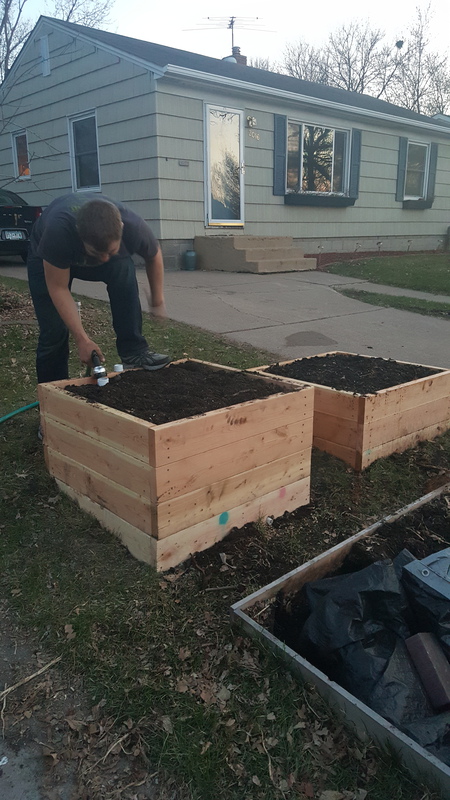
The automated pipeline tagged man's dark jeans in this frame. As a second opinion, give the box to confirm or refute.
[27,255,148,383]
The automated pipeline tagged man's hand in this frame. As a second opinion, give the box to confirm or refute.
[78,339,105,366]
[149,300,167,319]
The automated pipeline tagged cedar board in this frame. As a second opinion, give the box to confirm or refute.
[251,351,450,470]
[38,360,314,571]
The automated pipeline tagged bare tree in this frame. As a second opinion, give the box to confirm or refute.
[283,21,403,98]
[52,0,112,29]
[0,0,31,81]
[280,9,450,115]
[0,0,113,81]
[385,6,450,115]
[282,41,331,84]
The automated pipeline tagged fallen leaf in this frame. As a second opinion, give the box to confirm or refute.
[252,775,261,786]
[64,624,76,640]
[200,741,212,755]
[161,716,173,734]
[266,712,276,721]
[319,792,345,800]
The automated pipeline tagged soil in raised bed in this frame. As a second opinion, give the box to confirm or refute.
[65,360,301,425]
[263,353,443,394]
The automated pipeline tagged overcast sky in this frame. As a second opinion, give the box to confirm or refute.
[105,0,449,63]
[31,0,449,63]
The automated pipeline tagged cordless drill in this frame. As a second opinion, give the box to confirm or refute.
[91,350,109,386]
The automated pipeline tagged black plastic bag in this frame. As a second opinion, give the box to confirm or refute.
[297,559,432,726]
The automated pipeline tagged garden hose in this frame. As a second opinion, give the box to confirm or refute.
[0,401,39,425]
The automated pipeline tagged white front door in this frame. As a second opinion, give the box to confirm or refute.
[206,105,244,226]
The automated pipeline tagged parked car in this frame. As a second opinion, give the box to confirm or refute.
[0,188,42,262]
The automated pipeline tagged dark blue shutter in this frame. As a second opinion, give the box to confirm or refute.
[426,142,438,202]
[348,129,361,199]
[273,114,287,196]
[396,137,408,201]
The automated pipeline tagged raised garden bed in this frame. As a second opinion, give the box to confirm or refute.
[38,360,314,571]
[252,351,450,470]
[231,483,450,798]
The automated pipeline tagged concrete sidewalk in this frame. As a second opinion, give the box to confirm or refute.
[1,260,448,369]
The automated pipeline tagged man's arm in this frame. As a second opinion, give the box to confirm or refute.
[43,261,105,364]
[144,247,166,318]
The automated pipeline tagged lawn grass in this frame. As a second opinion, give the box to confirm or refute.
[324,253,450,295]
[1,276,449,800]
[338,288,450,319]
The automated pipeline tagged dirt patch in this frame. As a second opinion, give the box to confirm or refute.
[263,353,442,394]
[0,601,190,800]
[66,360,299,425]
[0,285,36,324]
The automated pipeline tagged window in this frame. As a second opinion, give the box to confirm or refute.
[12,131,30,178]
[405,142,428,198]
[287,123,347,194]
[396,137,438,209]
[274,115,361,207]
[69,112,100,191]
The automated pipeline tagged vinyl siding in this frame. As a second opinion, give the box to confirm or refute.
[1,19,449,248]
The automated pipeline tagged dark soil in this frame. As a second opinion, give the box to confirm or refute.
[263,353,442,394]
[65,360,299,425]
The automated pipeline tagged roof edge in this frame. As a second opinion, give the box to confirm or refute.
[163,64,450,135]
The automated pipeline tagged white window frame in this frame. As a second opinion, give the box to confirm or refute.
[12,130,31,179]
[286,119,350,195]
[68,111,101,192]
[404,141,430,200]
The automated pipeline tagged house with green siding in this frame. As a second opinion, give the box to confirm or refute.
[1,16,449,270]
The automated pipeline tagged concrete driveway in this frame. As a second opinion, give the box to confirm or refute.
[1,259,448,369]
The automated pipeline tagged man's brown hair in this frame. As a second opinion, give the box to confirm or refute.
[76,200,123,251]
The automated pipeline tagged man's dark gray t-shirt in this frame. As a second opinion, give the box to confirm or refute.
[29,193,159,269]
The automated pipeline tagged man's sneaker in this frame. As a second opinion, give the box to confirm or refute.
[122,350,171,371]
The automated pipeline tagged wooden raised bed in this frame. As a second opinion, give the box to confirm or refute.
[231,484,450,797]
[251,351,450,470]
[38,360,314,571]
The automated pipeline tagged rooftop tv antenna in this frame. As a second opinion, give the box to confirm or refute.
[184,16,272,50]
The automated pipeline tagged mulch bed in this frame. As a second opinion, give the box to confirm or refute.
[65,360,298,425]
[263,353,442,394]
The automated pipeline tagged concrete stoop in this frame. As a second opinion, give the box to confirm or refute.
[194,236,317,273]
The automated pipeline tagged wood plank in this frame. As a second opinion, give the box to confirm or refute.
[313,437,360,470]
[314,388,362,422]
[156,477,311,571]
[313,410,361,449]
[39,384,153,462]
[360,422,450,470]
[155,449,311,538]
[155,419,313,501]
[362,372,450,422]
[150,388,313,467]
[46,450,155,535]
[54,480,157,567]
[44,418,154,500]
[363,396,450,451]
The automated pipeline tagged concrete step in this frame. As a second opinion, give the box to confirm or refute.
[232,236,293,250]
[246,258,316,273]
[244,247,306,261]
